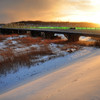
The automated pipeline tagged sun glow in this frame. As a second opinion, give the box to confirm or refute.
[90,13,100,24]
[89,0,100,24]
[56,0,100,24]
[55,13,100,24]
[91,0,100,5]
[56,13,100,24]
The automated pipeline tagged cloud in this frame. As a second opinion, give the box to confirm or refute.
[60,0,93,12]
[0,0,96,23]
[0,0,61,23]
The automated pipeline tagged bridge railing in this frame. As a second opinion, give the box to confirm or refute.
[76,27,100,30]
[1,24,100,30]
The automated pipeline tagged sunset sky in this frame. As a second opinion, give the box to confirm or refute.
[0,0,100,24]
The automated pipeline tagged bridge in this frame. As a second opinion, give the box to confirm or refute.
[0,27,100,42]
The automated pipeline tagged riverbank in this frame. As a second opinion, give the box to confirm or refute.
[0,48,100,100]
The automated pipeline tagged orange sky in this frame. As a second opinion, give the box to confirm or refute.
[0,0,100,24]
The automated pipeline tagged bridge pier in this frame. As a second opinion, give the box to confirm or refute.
[31,31,41,37]
[41,32,54,39]
[65,34,80,42]
[0,29,1,34]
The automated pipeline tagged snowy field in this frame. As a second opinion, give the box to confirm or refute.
[0,34,100,100]
[0,34,80,93]
[0,47,100,100]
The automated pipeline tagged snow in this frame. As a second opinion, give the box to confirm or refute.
[0,35,100,100]
[49,43,67,56]
[0,47,93,93]
[0,43,7,49]
[54,35,96,42]
[66,48,76,52]
[18,35,27,38]
[79,36,96,42]
[30,44,40,49]
[0,47,100,100]
[54,34,67,39]
[0,35,27,50]
[6,35,27,40]
[14,47,31,53]
[11,41,17,44]
[0,35,41,59]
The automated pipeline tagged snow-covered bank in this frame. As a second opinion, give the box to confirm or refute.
[0,48,100,100]
[0,47,96,94]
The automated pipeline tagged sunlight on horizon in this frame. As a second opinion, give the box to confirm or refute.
[54,0,100,24]
[0,0,100,24]
[54,13,100,24]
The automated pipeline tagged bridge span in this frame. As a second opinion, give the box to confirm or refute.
[0,27,100,42]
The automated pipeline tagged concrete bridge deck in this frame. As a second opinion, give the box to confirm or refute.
[0,27,100,42]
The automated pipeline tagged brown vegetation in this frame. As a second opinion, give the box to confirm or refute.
[16,37,42,46]
[0,34,100,76]
[0,45,53,75]
[76,41,100,47]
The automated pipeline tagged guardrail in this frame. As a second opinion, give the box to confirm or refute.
[1,26,100,30]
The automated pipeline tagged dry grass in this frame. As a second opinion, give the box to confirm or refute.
[76,41,100,47]
[61,44,80,50]
[0,35,68,75]
[91,37,100,41]
[13,36,67,46]
[0,44,53,75]
[76,41,95,46]
[94,41,100,47]
[16,37,42,46]
[0,34,99,76]
[0,34,19,42]
[40,38,67,45]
